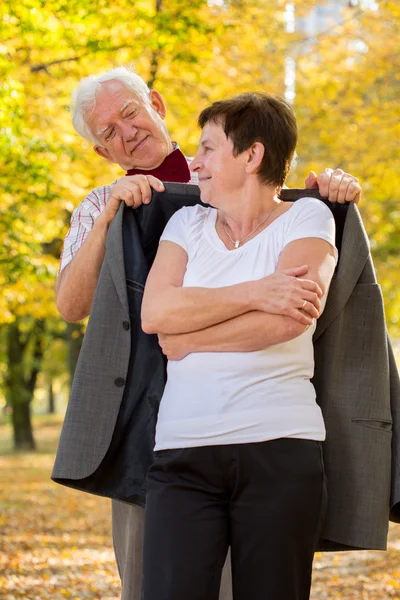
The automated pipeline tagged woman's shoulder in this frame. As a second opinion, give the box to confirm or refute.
[172,204,212,226]
[285,196,334,223]
[292,195,330,211]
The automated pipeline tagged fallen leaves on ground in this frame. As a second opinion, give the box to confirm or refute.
[0,418,120,599]
[1,417,399,599]
[311,530,400,599]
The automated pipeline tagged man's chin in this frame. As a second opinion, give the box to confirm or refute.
[124,157,165,172]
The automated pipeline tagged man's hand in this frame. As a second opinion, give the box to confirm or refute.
[158,333,191,361]
[100,174,165,225]
[305,168,362,204]
[251,265,323,325]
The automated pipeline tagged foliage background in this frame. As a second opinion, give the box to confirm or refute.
[0,1,399,434]
[0,0,399,596]
[1,0,399,434]
[1,0,399,335]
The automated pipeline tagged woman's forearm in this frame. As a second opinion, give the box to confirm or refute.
[186,311,308,351]
[142,266,321,336]
[158,311,309,360]
[141,281,255,335]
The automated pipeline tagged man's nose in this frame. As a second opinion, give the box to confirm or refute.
[122,121,138,141]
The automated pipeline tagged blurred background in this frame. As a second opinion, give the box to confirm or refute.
[0,1,399,598]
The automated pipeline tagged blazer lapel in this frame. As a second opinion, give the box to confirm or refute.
[314,203,371,342]
[105,202,129,314]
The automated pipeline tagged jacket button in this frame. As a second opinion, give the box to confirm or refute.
[122,320,130,331]
[114,377,126,387]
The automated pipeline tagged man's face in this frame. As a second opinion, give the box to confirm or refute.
[86,80,173,170]
[190,121,247,206]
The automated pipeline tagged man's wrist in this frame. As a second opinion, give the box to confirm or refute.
[94,211,112,233]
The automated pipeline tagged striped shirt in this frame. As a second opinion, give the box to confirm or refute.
[59,153,198,272]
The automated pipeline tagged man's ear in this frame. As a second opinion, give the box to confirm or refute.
[149,89,167,119]
[246,142,265,175]
[93,145,117,164]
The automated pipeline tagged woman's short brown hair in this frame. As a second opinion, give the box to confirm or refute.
[198,92,297,188]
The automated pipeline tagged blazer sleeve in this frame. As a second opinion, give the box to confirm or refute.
[389,335,400,522]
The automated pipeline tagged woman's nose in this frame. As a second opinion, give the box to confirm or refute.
[189,155,201,172]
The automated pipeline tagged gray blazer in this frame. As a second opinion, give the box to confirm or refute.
[311,200,400,550]
[53,191,400,551]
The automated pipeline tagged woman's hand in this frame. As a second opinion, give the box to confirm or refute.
[251,265,323,325]
[158,333,191,361]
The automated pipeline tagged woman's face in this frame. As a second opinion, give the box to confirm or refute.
[190,122,248,207]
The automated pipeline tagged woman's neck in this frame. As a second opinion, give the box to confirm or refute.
[217,184,281,243]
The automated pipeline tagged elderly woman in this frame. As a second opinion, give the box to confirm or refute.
[141,92,337,600]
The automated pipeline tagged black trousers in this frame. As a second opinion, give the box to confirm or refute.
[143,439,327,600]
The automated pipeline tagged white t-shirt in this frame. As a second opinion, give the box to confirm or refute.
[155,197,337,451]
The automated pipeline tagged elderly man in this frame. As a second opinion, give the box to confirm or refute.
[55,67,362,600]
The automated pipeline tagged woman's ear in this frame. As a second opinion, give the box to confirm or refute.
[246,142,265,175]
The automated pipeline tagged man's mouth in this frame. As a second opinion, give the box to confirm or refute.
[131,136,149,154]
[198,176,211,182]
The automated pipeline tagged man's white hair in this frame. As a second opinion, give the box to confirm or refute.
[71,66,151,144]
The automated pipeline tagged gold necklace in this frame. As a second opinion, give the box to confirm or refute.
[223,202,281,249]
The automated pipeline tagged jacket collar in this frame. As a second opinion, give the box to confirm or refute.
[105,202,129,314]
[314,203,371,342]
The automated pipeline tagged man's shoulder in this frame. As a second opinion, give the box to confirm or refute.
[73,181,117,216]
[84,181,116,202]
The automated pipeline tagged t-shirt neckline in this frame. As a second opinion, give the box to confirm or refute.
[204,202,295,252]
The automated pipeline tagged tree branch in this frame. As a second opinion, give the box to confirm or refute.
[30,56,84,73]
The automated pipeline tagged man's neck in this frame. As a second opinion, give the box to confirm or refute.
[125,145,191,183]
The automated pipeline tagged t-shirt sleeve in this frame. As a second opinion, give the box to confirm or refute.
[159,207,190,253]
[284,198,338,263]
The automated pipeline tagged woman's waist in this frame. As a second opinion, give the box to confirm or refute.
[160,374,317,422]
[167,349,314,383]
[155,405,326,451]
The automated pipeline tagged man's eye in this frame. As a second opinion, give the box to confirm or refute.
[126,111,137,119]
[106,129,115,141]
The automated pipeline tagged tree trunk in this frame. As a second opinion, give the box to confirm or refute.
[11,401,35,450]
[147,0,163,88]
[48,380,55,414]
[5,319,45,451]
